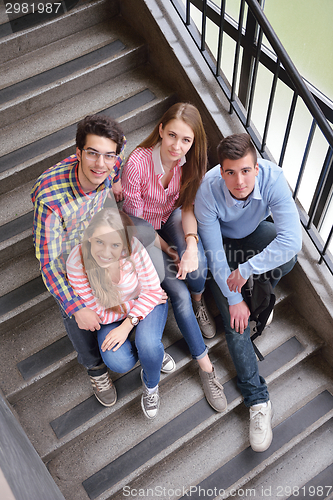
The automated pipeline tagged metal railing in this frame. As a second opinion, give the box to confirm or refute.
[170,0,333,274]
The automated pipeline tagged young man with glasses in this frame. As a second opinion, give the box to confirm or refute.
[31,114,170,407]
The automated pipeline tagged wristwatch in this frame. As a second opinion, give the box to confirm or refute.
[127,315,142,326]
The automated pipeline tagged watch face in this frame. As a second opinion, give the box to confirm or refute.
[130,316,139,325]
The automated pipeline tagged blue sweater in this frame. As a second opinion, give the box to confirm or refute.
[194,160,302,306]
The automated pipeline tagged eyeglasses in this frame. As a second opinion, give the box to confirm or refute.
[82,149,118,165]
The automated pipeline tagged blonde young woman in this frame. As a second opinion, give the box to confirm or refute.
[121,103,227,412]
[66,208,175,419]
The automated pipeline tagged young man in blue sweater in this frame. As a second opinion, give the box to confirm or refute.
[194,133,302,452]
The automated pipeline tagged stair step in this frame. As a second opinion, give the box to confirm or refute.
[229,422,333,500]
[45,353,333,500]
[0,0,93,39]
[286,461,333,500]
[0,21,148,127]
[174,391,333,500]
[1,18,128,90]
[0,0,118,64]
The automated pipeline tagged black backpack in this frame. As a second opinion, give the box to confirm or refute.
[241,275,276,361]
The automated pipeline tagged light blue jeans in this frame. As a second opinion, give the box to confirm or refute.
[156,208,208,360]
[97,303,168,388]
[209,220,297,407]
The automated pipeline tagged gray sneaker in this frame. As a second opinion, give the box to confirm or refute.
[192,296,216,338]
[141,372,160,419]
[89,371,117,407]
[161,352,176,374]
[199,366,227,412]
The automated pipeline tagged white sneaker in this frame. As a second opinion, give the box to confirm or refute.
[249,400,273,452]
[161,352,176,374]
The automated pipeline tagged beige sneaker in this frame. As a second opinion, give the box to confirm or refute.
[199,366,227,412]
[89,371,117,407]
[192,296,216,338]
[249,400,273,452]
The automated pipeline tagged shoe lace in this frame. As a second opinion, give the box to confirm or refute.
[90,373,112,393]
[251,409,265,431]
[195,301,210,325]
[208,376,224,399]
[143,391,159,409]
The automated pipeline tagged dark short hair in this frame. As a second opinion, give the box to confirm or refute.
[76,114,124,154]
[217,133,257,168]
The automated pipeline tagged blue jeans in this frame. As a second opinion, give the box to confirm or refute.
[154,208,208,360]
[209,220,297,407]
[58,303,106,376]
[224,220,297,289]
[97,303,168,388]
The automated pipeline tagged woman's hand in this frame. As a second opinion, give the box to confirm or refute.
[157,291,168,304]
[176,239,198,280]
[101,319,132,352]
[165,246,180,267]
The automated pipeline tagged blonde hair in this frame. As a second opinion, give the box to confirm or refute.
[82,208,135,311]
[139,102,207,210]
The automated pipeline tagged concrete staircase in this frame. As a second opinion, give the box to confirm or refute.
[0,1,333,499]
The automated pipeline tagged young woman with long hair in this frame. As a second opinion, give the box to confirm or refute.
[121,102,227,413]
[66,208,175,419]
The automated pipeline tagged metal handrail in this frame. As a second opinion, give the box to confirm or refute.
[246,0,333,147]
[169,0,333,274]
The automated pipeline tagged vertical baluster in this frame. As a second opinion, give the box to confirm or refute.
[293,119,316,200]
[186,0,191,25]
[201,0,207,52]
[320,224,333,264]
[230,0,246,114]
[279,90,298,168]
[261,58,280,152]
[245,25,263,128]
[216,0,226,77]
[306,146,333,228]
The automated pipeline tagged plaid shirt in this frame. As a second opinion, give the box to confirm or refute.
[31,153,122,316]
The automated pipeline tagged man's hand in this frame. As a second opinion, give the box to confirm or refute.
[74,308,101,331]
[112,179,123,202]
[227,268,247,293]
[229,301,250,334]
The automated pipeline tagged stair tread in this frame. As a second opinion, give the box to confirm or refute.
[0,0,92,37]
[0,68,172,164]
[44,355,333,500]
[0,0,118,64]
[228,422,333,500]
[0,247,40,296]
[0,62,164,154]
[0,19,132,91]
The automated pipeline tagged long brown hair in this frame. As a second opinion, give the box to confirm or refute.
[139,103,207,210]
[82,208,135,311]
